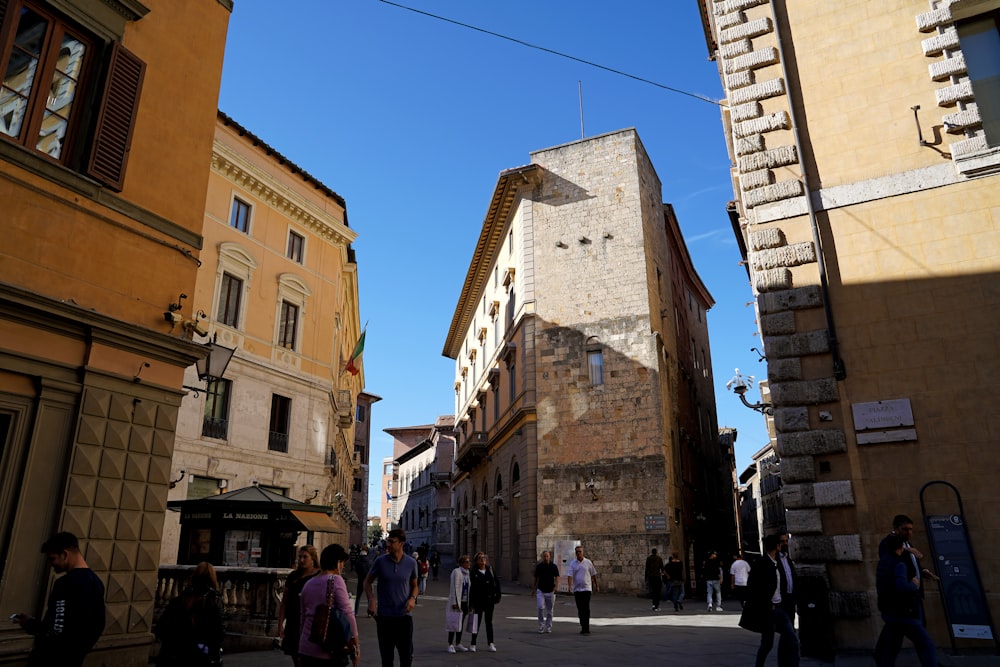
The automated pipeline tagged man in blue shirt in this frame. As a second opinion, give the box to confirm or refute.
[364,528,419,667]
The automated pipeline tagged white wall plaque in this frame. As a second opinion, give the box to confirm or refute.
[852,399,914,431]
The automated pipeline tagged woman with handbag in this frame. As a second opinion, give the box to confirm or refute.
[299,544,360,667]
[279,545,321,666]
[446,555,471,653]
[155,561,225,666]
[469,552,502,653]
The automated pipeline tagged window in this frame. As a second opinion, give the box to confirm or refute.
[958,12,1000,145]
[356,404,367,422]
[287,229,304,263]
[268,394,291,452]
[353,477,363,492]
[202,378,231,439]
[588,349,604,386]
[384,463,392,475]
[508,362,516,403]
[278,300,299,349]
[187,475,224,499]
[0,1,144,189]
[276,273,310,352]
[230,197,251,232]
[217,273,242,328]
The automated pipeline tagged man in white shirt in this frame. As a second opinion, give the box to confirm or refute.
[729,551,751,608]
[566,545,598,635]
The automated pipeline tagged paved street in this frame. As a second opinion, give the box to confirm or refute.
[163,576,990,666]
[196,576,820,667]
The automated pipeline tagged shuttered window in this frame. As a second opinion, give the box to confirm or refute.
[0,1,144,190]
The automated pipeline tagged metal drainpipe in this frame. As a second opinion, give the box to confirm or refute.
[768,1,846,380]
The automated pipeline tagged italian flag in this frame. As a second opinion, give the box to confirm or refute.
[345,328,366,376]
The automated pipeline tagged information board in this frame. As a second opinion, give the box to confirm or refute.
[926,514,994,640]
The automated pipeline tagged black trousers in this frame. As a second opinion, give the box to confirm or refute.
[375,615,413,667]
[574,591,592,632]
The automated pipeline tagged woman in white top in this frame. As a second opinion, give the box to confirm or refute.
[446,555,472,653]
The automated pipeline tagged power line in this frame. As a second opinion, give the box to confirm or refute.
[378,0,725,107]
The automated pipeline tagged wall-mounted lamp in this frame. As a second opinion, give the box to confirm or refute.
[751,347,766,363]
[183,334,237,397]
[304,489,320,504]
[493,494,505,507]
[584,471,599,501]
[471,510,479,519]
[169,469,186,490]
[725,368,773,415]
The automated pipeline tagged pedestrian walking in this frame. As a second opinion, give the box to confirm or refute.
[429,551,441,581]
[645,548,664,611]
[730,552,751,609]
[155,561,225,667]
[299,544,361,666]
[703,551,723,611]
[567,545,598,635]
[279,545,321,665]
[12,532,106,667]
[664,552,685,611]
[739,534,800,667]
[363,528,419,667]
[468,552,501,652]
[445,555,471,653]
[531,550,560,633]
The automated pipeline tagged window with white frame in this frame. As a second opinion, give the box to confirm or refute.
[216,243,257,331]
[275,273,311,351]
[287,229,305,263]
[230,196,251,233]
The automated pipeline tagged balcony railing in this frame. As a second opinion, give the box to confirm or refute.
[455,431,489,472]
[202,416,229,439]
[155,565,288,655]
[268,431,288,452]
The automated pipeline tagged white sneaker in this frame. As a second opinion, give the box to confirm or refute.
[717,606,724,612]
[469,645,477,652]
[455,644,469,652]
[538,626,545,634]
[545,626,552,633]
[447,645,456,654]
[488,643,497,652]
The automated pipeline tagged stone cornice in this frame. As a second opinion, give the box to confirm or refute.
[211,143,357,249]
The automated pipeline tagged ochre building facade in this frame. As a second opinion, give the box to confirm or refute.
[161,112,363,566]
[0,1,231,664]
[699,0,1000,654]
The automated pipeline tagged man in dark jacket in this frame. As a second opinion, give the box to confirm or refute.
[644,548,664,611]
[739,534,799,667]
[874,534,937,666]
[12,532,106,667]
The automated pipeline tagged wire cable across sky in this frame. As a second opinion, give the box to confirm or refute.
[378,0,725,107]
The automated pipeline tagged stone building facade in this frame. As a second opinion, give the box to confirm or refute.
[699,0,1000,653]
[0,1,231,663]
[351,391,382,547]
[161,112,363,566]
[443,130,734,592]
[390,416,457,561]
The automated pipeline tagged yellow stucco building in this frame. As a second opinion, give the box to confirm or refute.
[700,0,1000,656]
[0,1,231,663]
[161,112,363,567]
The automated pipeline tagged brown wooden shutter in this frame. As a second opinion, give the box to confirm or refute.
[86,41,145,191]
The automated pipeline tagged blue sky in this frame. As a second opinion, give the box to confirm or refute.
[217,1,771,514]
